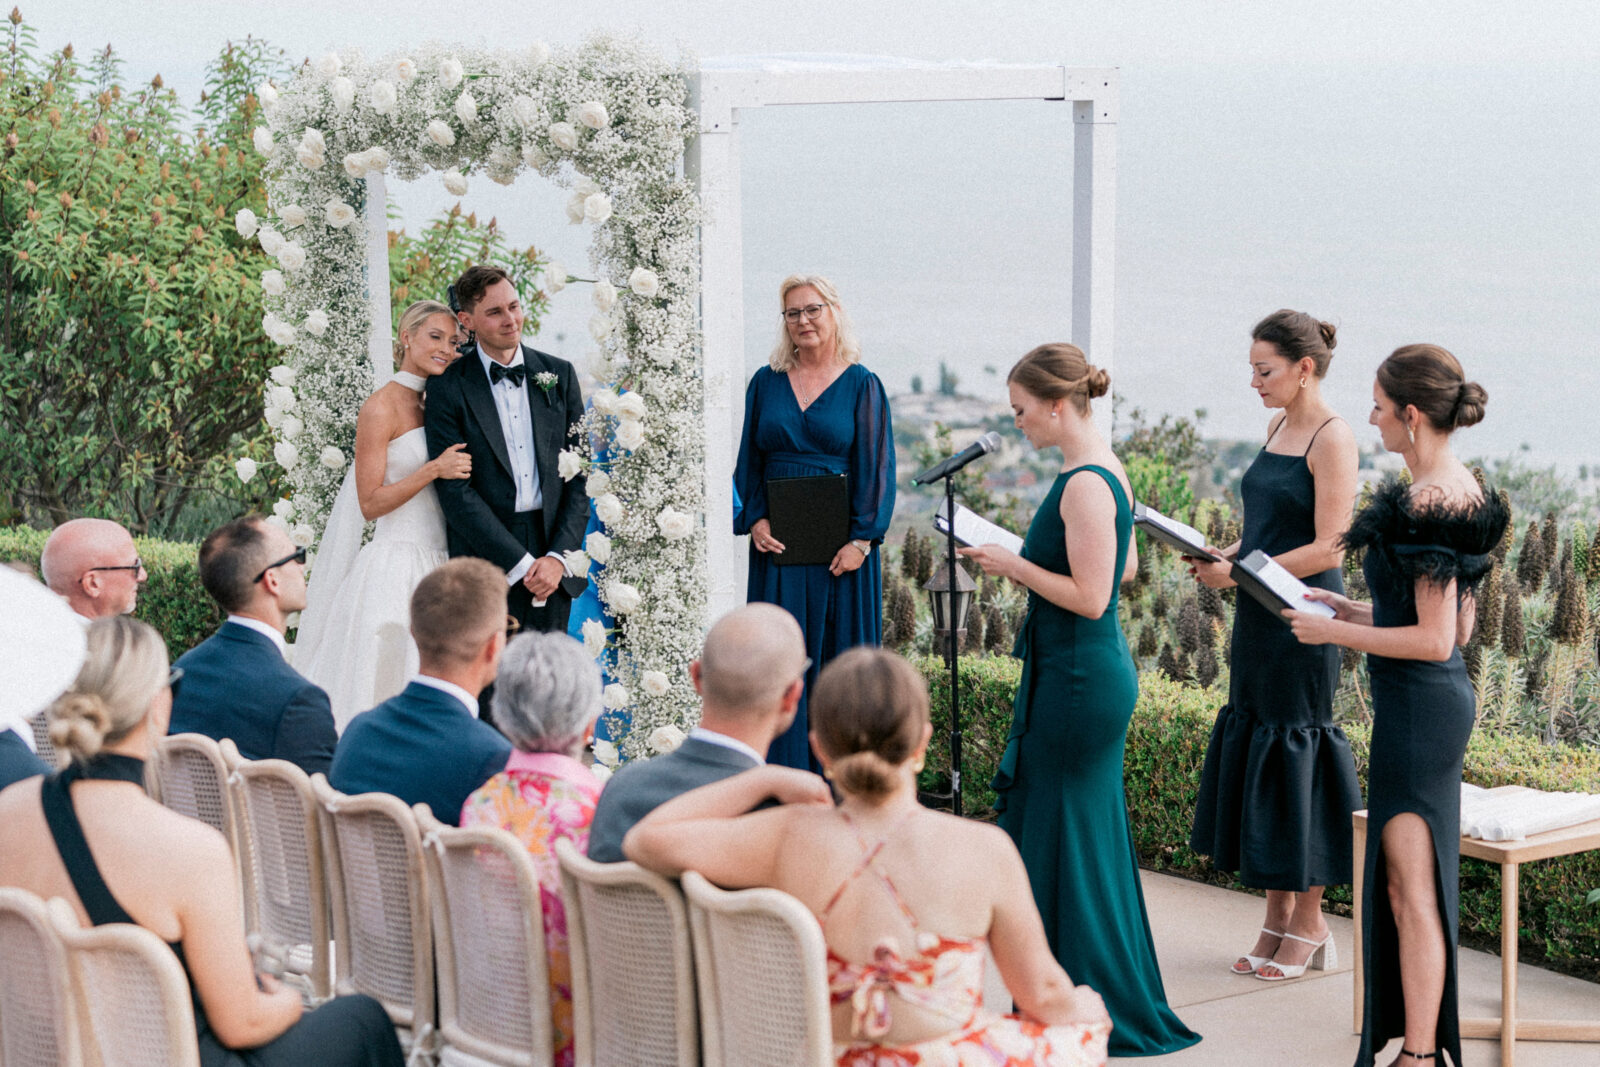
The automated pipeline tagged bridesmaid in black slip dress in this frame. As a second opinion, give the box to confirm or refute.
[1188,310,1362,982]
[0,617,403,1067]
[1285,346,1507,1067]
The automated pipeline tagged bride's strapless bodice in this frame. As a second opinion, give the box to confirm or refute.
[374,428,446,548]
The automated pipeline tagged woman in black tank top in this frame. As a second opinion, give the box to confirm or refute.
[1186,310,1363,982]
[0,617,401,1067]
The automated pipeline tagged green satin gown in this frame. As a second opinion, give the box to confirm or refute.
[994,465,1201,1057]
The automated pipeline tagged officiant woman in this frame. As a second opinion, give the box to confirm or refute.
[734,274,895,771]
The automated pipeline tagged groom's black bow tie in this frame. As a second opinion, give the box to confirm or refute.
[489,362,526,388]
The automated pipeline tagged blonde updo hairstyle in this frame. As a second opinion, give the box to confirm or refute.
[393,299,456,367]
[810,648,929,803]
[1007,343,1110,416]
[1376,343,1487,432]
[49,616,169,764]
[768,273,862,373]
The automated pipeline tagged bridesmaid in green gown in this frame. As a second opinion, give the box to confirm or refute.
[960,343,1201,1057]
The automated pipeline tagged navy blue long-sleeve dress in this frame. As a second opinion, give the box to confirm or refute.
[734,363,896,770]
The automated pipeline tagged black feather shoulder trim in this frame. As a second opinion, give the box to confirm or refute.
[1343,479,1509,591]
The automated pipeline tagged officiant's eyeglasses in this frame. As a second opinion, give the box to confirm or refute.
[253,546,307,583]
[781,303,829,323]
[85,557,145,575]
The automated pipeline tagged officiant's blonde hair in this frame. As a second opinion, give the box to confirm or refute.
[394,299,455,365]
[768,274,861,372]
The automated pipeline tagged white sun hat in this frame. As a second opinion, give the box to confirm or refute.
[0,565,87,736]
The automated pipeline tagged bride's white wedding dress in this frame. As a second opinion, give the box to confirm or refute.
[293,424,448,732]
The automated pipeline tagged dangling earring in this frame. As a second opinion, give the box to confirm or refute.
[1406,424,1415,446]
[1299,377,1307,389]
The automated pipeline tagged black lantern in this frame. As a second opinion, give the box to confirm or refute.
[922,559,977,653]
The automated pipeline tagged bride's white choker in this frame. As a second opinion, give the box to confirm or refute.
[392,371,427,393]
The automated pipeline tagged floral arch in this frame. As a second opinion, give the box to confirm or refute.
[245,38,705,755]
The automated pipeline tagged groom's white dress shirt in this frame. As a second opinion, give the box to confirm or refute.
[478,344,545,586]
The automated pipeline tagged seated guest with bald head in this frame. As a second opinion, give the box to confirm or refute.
[40,517,147,622]
[330,559,512,826]
[169,517,336,775]
[585,602,808,863]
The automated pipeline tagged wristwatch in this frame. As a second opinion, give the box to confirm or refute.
[851,539,873,557]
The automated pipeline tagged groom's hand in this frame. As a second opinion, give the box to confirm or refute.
[524,556,564,600]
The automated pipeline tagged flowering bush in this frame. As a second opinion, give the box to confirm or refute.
[252,37,705,755]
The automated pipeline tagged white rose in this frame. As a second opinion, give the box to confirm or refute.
[342,152,367,178]
[607,581,642,615]
[581,618,608,658]
[368,80,398,115]
[273,440,300,469]
[583,193,613,224]
[590,764,613,784]
[426,118,456,147]
[294,144,325,170]
[527,41,551,66]
[562,549,590,576]
[585,469,611,497]
[548,121,578,150]
[542,262,567,294]
[260,269,286,296]
[319,446,346,469]
[442,169,468,196]
[264,406,284,429]
[252,127,273,155]
[257,227,285,256]
[454,91,478,124]
[576,100,609,130]
[266,383,297,411]
[300,128,326,154]
[591,737,619,767]
[272,497,296,521]
[289,523,315,548]
[521,144,547,170]
[564,192,588,224]
[330,76,355,112]
[324,200,357,229]
[439,56,464,89]
[656,507,694,541]
[235,208,258,238]
[590,389,619,417]
[361,146,391,172]
[256,81,279,107]
[628,267,660,298]
[594,492,625,526]
[269,364,296,386]
[592,278,617,312]
[588,314,613,343]
[614,391,647,420]
[315,52,342,77]
[279,414,303,439]
[266,318,298,346]
[276,242,307,271]
[649,724,686,754]
[585,530,612,565]
[278,203,307,229]
[391,57,417,82]
[303,309,330,337]
[641,670,671,698]
[601,683,630,710]
[557,449,583,481]
[235,457,258,483]
[574,176,600,197]
[510,95,539,127]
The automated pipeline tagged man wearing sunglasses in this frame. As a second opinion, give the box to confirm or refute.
[169,516,336,776]
[40,517,146,621]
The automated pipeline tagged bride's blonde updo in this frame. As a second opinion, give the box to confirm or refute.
[392,299,456,366]
[810,648,929,802]
[49,617,169,763]
[1007,343,1110,415]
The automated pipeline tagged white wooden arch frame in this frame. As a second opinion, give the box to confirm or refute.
[687,61,1119,620]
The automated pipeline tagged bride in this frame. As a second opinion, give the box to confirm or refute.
[294,299,472,731]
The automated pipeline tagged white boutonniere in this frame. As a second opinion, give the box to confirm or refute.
[534,371,558,404]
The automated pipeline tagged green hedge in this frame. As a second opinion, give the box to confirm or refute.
[0,525,218,655]
[915,654,1600,976]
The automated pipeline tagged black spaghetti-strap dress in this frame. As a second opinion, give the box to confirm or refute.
[40,754,403,1067]
[1190,419,1362,889]
[1343,481,1507,1067]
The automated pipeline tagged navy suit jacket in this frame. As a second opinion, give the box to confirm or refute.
[169,622,336,776]
[586,736,761,863]
[329,681,511,827]
[0,727,49,791]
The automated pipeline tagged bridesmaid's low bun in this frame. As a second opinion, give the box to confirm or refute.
[1453,382,1488,429]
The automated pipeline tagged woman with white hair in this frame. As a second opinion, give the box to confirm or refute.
[460,631,605,1067]
[733,273,897,771]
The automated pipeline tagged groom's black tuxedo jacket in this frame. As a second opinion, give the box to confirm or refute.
[424,344,588,573]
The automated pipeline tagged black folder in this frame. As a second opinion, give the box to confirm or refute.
[1229,549,1335,622]
[766,474,850,567]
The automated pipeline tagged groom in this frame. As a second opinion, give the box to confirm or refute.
[425,264,588,633]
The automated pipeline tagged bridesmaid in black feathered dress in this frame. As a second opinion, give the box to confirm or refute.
[1284,344,1507,1067]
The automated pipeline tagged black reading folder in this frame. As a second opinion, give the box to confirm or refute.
[1230,549,1336,621]
[1132,502,1222,561]
[766,474,850,567]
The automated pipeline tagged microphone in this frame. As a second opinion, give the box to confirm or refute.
[912,431,1002,485]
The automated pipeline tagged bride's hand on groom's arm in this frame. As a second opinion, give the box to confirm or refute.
[429,443,471,480]
[524,556,564,599]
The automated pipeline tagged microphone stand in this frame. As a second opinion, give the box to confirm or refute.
[941,471,964,817]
